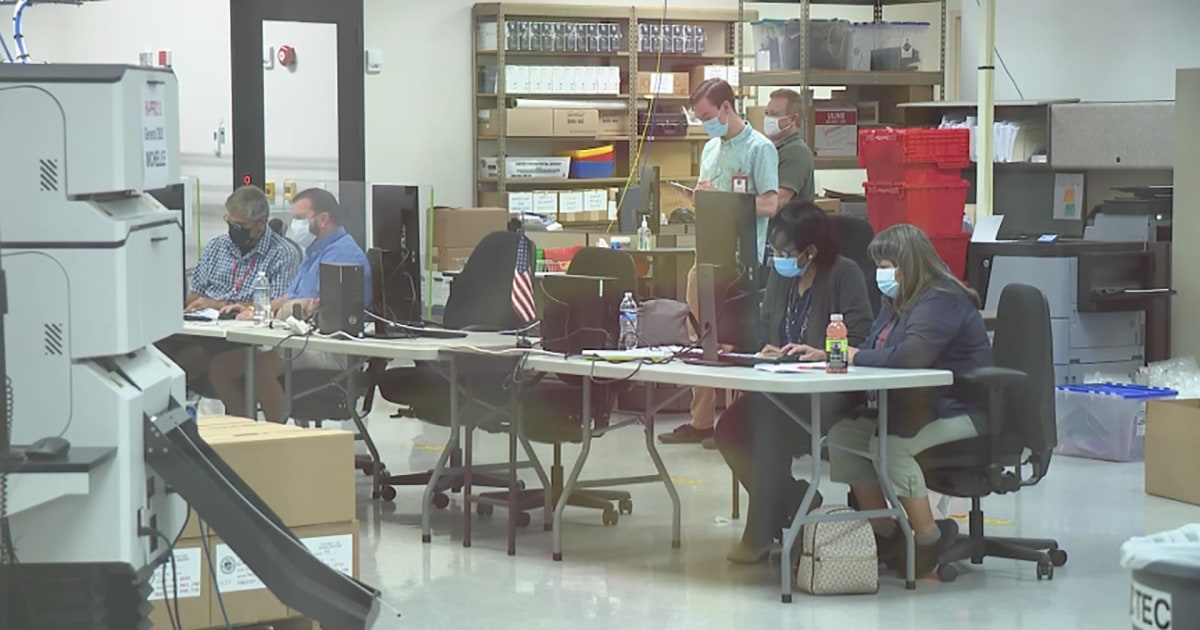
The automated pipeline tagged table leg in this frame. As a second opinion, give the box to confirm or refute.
[281,348,293,423]
[463,381,474,549]
[874,390,916,589]
[774,392,824,604]
[506,386,520,556]
[552,377,593,562]
[643,382,681,549]
[422,357,460,544]
[243,346,257,420]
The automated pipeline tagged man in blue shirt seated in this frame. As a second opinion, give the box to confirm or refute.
[210,188,372,423]
[160,185,300,389]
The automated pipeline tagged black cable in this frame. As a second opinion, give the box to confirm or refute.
[198,520,231,630]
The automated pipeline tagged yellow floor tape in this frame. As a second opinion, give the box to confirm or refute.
[670,477,702,486]
[413,443,445,452]
[951,514,1013,526]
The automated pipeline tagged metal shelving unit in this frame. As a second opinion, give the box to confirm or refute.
[736,0,948,169]
[472,2,754,211]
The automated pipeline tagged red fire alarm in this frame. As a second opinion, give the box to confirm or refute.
[277,45,296,68]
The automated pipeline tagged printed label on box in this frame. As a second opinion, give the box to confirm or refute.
[532,191,558,215]
[648,72,674,94]
[583,189,608,212]
[558,191,584,214]
[302,534,354,577]
[214,543,265,593]
[814,109,858,126]
[149,548,203,601]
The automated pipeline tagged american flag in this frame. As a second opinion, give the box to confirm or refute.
[511,234,536,322]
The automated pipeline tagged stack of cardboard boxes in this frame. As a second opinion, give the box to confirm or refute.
[148,417,358,630]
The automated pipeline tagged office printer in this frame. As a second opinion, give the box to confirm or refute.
[968,239,1172,384]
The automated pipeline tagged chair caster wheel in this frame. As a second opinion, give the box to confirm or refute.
[476,503,494,517]
[618,499,633,515]
[1036,561,1054,581]
[937,563,958,582]
[602,509,619,526]
[1049,548,1068,567]
[516,479,527,490]
[516,512,532,528]
[379,485,397,501]
[432,492,450,509]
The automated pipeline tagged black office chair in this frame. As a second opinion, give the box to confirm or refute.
[921,283,1068,581]
[829,213,879,315]
[476,247,639,527]
[371,231,529,503]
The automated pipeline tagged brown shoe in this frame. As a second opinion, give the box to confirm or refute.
[658,423,713,444]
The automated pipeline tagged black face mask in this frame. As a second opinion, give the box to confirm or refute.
[229,223,257,254]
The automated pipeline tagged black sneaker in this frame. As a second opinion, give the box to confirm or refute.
[887,519,960,579]
[658,423,713,444]
[875,527,904,567]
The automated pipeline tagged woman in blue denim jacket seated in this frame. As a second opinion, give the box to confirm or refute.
[826,223,992,578]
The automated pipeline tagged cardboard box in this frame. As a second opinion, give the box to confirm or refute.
[285,521,361,619]
[148,544,211,630]
[814,105,858,157]
[641,142,693,178]
[553,109,599,136]
[526,231,589,249]
[1145,399,1200,506]
[478,108,554,137]
[598,111,628,136]
[689,65,738,91]
[637,72,690,97]
[432,206,509,248]
[431,247,475,271]
[183,418,354,539]
[815,197,842,214]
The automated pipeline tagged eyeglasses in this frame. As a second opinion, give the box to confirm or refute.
[224,216,257,229]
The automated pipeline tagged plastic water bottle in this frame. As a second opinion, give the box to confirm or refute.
[618,291,639,350]
[825,313,849,374]
[637,216,653,250]
[252,271,271,325]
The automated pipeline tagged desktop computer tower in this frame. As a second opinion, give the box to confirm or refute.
[318,262,365,336]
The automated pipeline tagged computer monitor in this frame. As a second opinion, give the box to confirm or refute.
[541,274,619,355]
[694,189,761,352]
[370,185,421,321]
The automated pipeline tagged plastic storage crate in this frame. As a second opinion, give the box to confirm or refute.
[1054,384,1178,462]
[752,19,851,71]
[864,180,970,236]
[859,128,970,185]
[931,233,969,279]
[570,160,615,179]
[846,22,931,71]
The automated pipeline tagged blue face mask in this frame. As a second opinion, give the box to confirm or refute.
[876,267,900,298]
[702,111,729,138]
[773,255,806,278]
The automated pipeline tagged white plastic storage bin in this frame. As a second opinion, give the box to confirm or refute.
[871,21,930,71]
[479,156,571,180]
[1054,384,1177,462]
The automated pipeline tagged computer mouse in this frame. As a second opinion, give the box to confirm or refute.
[218,310,238,321]
[26,436,71,460]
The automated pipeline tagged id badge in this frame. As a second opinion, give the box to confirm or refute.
[732,175,749,194]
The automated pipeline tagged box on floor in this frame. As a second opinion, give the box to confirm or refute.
[1145,399,1200,506]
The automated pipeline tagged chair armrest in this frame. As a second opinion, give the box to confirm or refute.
[957,366,1027,389]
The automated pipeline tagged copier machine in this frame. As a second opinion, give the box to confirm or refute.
[967,189,1173,384]
[0,65,383,628]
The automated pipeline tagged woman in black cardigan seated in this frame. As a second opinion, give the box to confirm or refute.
[828,223,992,578]
[714,200,875,563]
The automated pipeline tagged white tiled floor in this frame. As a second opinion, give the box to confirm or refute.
[346,407,1200,630]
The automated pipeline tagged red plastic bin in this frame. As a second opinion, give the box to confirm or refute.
[931,233,970,279]
[859,128,970,185]
[865,180,970,236]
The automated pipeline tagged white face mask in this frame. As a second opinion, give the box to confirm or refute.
[287,218,317,249]
[763,115,790,138]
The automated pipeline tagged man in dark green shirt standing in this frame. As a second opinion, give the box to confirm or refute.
[763,89,816,206]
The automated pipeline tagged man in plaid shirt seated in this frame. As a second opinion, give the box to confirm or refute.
[210,188,372,423]
[159,185,300,389]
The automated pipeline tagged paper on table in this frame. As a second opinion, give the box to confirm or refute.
[971,214,1005,243]
[582,347,679,362]
[753,362,832,373]
[1053,173,1085,220]
[184,308,220,321]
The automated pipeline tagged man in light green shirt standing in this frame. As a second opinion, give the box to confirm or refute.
[660,78,780,445]
[763,88,817,206]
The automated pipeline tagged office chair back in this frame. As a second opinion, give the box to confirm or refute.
[567,247,637,296]
[992,283,1057,458]
[829,214,878,315]
[443,231,533,331]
